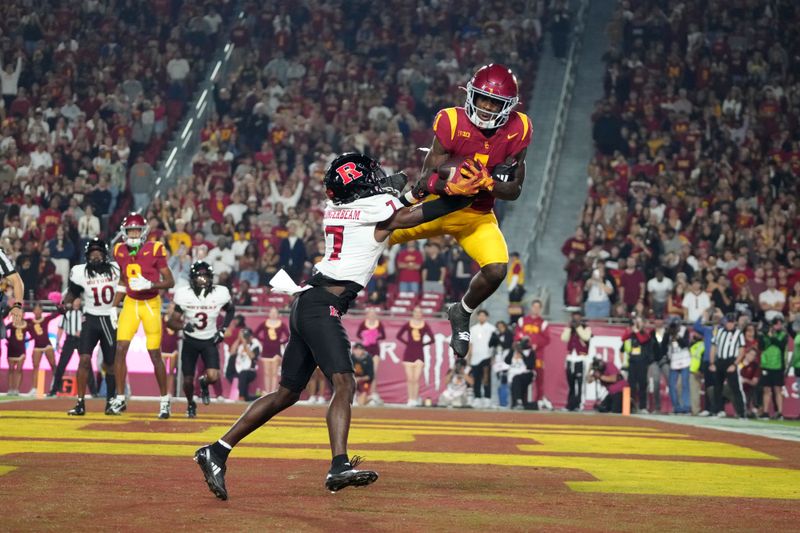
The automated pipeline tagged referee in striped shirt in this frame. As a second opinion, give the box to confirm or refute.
[0,247,25,327]
[708,313,746,418]
[49,299,95,396]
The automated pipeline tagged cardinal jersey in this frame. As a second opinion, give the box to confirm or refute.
[315,193,399,287]
[433,107,533,212]
[68,263,121,316]
[173,285,231,341]
[114,241,168,300]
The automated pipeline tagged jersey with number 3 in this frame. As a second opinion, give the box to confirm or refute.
[173,285,231,341]
[315,193,399,287]
[69,263,121,317]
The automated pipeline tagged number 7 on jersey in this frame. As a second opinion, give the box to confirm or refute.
[325,225,344,261]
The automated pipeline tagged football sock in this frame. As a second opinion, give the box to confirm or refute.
[330,454,350,474]
[77,396,84,402]
[460,299,475,314]
[160,395,170,402]
[116,394,126,402]
[106,375,116,400]
[211,440,232,462]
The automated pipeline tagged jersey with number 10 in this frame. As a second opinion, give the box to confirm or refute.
[315,193,399,287]
[173,285,231,341]
[68,263,121,316]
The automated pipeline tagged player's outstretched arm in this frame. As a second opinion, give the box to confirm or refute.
[374,196,472,242]
[400,137,451,206]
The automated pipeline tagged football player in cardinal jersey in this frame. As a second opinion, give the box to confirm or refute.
[108,213,175,418]
[194,153,476,500]
[167,261,235,418]
[391,64,533,358]
[61,239,121,415]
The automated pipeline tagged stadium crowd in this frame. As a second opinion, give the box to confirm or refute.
[559,0,800,417]
[138,0,546,306]
[0,0,236,300]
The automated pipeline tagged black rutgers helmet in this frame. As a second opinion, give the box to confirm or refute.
[84,238,112,277]
[189,261,214,296]
[324,152,388,204]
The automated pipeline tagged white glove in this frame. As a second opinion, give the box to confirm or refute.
[128,276,153,292]
[109,307,118,330]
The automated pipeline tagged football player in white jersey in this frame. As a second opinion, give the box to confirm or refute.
[61,239,121,415]
[195,152,481,499]
[167,261,235,418]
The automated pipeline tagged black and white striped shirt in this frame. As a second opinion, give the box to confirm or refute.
[0,248,15,277]
[61,309,83,337]
[712,327,744,361]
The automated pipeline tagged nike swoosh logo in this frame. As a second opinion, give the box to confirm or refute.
[507,133,519,140]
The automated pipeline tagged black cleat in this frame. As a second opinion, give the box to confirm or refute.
[199,375,210,406]
[107,398,127,415]
[187,401,197,418]
[67,400,85,416]
[325,456,379,493]
[194,445,228,500]
[447,303,472,358]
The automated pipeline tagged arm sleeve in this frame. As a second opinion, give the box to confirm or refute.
[377,324,386,341]
[360,194,399,224]
[397,324,410,345]
[423,325,435,345]
[221,302,235,328]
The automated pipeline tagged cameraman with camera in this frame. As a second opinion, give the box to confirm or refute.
[587,357,628,413]
[561,311,592,411]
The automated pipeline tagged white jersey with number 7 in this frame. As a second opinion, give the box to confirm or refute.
[314,193,400,287]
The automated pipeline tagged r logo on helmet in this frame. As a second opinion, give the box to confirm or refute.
[336,162,363,184]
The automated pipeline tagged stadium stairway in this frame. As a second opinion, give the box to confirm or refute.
[487,0,615,322]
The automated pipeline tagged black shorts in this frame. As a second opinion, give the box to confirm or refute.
[79,314,116,367]
[760,369,785,388]
[280,287,354,393]
[181,335,220,377]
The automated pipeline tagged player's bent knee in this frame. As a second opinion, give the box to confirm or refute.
[331,372,356,395]
[276,386,301,407]
[78,355,92,370]
[206,369,220,382]
[482,262,508,284]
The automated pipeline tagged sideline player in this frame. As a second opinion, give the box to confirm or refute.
[60,239,121,415]
[108,213,175,418]
[0,247,25,327]
[167,261,235,418]
[194,152,477,499]
[391,64,533,357]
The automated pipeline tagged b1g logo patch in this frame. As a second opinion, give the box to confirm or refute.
[329,306,341,318]
[336,162,363,184]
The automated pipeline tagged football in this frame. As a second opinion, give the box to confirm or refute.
[436,155,472,184]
